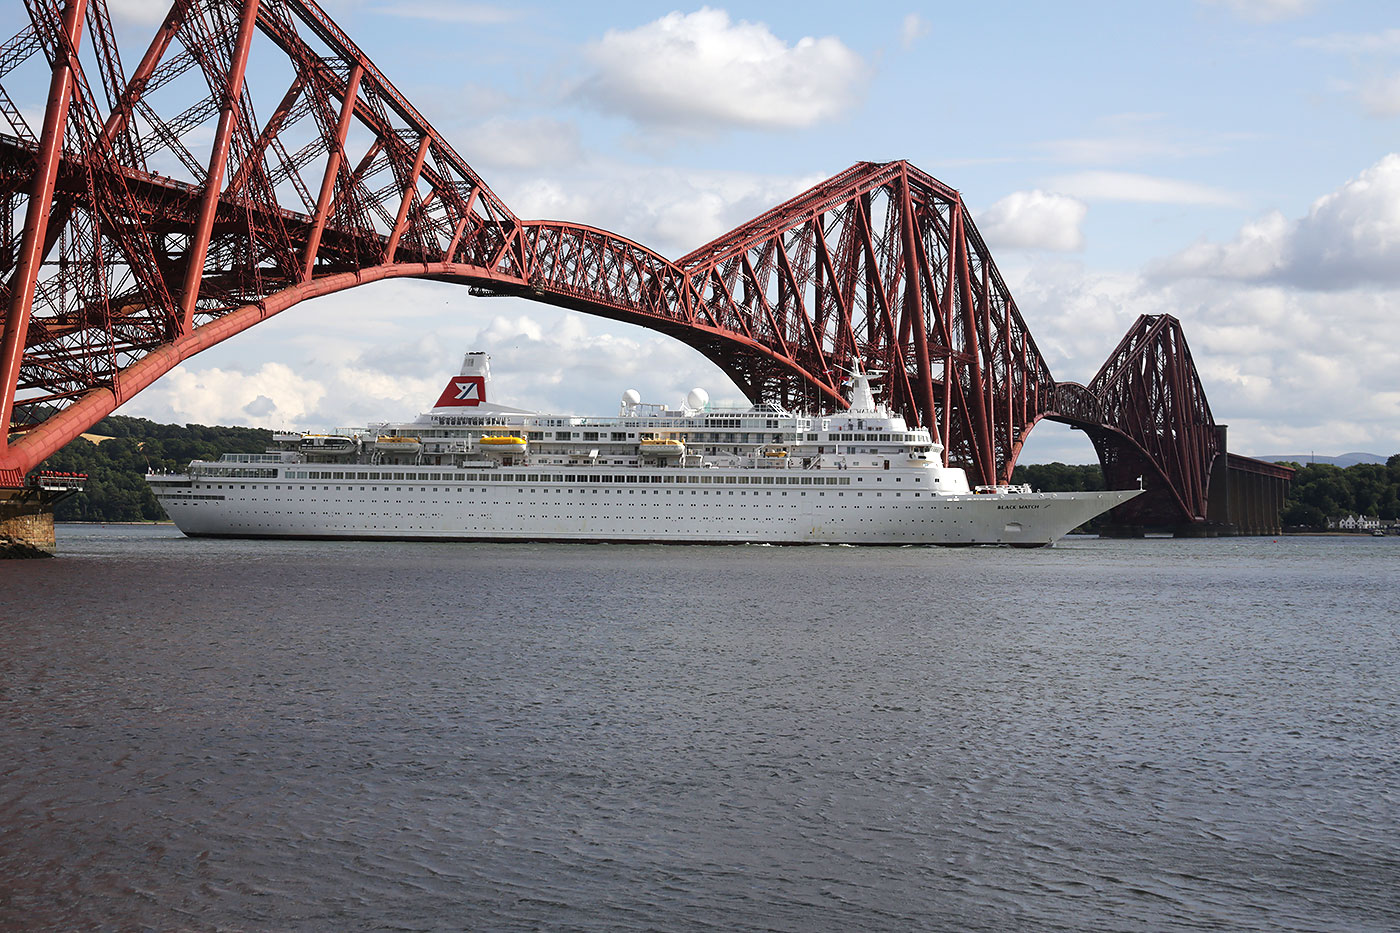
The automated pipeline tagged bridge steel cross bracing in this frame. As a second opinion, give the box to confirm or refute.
[1,0,1244,532]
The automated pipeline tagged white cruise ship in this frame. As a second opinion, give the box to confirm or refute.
[146,352,1140,546]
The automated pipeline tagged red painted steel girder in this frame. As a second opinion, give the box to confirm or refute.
[0,0,528,485]
[521,162,1058,486]
[1043,314,1220,526]
[0,0,1229,531]
[1089,314,1218,523]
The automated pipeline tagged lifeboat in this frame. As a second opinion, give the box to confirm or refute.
[761,447,789,458]
[640,438,685,459]
[478,434,527,455]
[375,435,422,454]
[300,433,356,452]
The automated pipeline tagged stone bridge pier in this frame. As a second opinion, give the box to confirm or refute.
[0,489,58,558]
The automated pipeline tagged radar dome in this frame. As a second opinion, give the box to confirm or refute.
[686,387,709,410]
[622,388,641,407]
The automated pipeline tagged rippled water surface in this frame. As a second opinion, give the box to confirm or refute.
[2,526,1398,931]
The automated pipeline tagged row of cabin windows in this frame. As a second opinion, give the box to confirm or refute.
[276,470,880,485]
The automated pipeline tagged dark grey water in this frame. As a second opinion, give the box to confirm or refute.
[2,526,1398,931]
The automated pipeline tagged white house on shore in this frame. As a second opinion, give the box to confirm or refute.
[1329,514,1382,531]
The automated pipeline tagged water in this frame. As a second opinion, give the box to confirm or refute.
[2,527,1398,931]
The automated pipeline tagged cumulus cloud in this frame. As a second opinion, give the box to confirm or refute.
[978,190,1087,252]
[140,362,327,428]
[1200,0,1318,23]
[1049,171,1243,206]
[504,165,825,258]
[1154,153,1400,288]
[575,8,868,131]
[1004,263,1400,459]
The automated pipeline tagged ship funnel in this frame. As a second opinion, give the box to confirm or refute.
[432,352,491,409]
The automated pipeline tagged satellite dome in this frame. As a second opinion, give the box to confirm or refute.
[686,387,709,410]
[622,388,641,407]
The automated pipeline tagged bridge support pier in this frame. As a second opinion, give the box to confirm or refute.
[0,490,58,558]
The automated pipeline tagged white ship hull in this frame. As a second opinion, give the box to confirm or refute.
[152,468,1140,547]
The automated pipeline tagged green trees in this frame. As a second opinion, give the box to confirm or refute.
[1011,462,1106,493]
[1013,458,1400,530]
[40,416,271,522]
[1277,459,1400,527]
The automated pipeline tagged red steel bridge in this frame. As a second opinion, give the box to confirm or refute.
[0,0,1290,537]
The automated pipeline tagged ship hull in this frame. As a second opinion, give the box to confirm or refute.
[152,471,1140,547]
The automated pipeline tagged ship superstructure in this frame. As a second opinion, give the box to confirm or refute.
[147,353,1140,545]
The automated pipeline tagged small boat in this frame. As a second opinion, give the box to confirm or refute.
[761,447,788,458]
[300,433,356,452]
[478,434,527,455]
[640,438,685,459]
[375,435,422,454]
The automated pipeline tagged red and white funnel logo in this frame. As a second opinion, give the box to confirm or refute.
[434,375,485,407]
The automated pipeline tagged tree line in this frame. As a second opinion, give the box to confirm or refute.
[36,416,1400,529]
[1277,458,1400,527]
[39,415,271,522]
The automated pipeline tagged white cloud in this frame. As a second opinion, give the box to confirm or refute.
[900,13,931,49]
[141,362,327,429]
[1049,171,1243,206]
[1200,0,1318,23]
[464,117,583,170]
[1004,263,1400,459]
[104,0,169,25]
[504,165,825,258]
[1151,211,1292,280]
[1154,153,1400,288]
[576,8,868,131]
[978,190,1087,252]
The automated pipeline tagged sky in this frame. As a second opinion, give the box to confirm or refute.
[11,0,1400,461]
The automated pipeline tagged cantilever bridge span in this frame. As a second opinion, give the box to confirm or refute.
[1,0,1289,539]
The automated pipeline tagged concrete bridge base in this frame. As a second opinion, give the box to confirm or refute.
[0,490,58,558]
